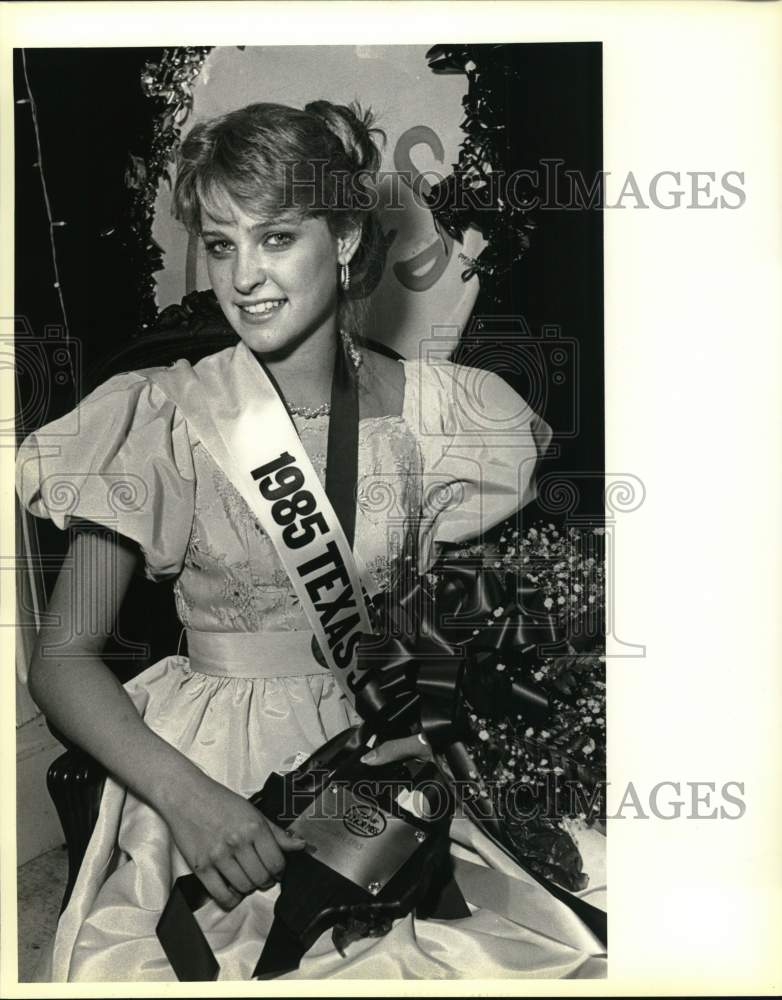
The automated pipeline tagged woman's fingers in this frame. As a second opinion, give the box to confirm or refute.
[213,854,256,897]
[232,820,307,893]
[195,865,244,911]
[360,733,433,766]
[267,820,308,853]
[234,842,275,891]
[252,823,295,883]
[188,819,308,910]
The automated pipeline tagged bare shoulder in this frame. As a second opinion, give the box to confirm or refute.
[358,345,406,418]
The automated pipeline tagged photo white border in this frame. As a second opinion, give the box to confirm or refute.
[1,2,781,996]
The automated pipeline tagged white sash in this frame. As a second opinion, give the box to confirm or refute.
[143,343,374,705]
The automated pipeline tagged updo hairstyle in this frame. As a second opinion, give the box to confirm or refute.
[172,100,387,336]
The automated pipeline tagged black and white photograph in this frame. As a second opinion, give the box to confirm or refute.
[2,1,780,995]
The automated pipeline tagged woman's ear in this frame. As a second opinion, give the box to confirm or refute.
[337,222,363,266]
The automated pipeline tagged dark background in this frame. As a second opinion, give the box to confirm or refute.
[14,48,160,377]
[14,43,603,672]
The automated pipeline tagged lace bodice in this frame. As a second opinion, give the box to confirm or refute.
[17,345,553,637]
[173,414,422,632]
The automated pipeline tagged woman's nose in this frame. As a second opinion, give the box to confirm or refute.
[232,252,266,295]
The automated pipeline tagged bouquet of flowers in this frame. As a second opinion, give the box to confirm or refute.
[431,521,606,892]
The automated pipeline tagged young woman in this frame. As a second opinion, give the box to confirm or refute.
[17,100,604,980]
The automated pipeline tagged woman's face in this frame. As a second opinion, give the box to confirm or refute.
[201,192,352,356]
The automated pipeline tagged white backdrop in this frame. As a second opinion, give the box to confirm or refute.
[152,45,486,358]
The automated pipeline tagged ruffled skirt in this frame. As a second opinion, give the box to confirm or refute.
[38,630,607,982]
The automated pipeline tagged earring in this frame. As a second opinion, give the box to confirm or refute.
[340,261,350,291]
[340,328,363,372]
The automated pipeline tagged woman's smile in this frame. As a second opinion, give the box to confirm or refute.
[236,297,288,322]
[201,195,345,355]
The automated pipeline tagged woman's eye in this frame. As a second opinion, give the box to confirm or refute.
[265,232,295,248]
[204,240,233,259]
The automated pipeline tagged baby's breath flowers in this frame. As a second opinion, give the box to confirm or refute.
[436,520,606,892]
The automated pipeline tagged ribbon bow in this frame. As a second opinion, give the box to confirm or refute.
[350,559,565,753]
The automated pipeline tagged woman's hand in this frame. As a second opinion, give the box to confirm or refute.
[360,733,438,819]
[359,732,434,767]
[29,529,308,912]
[157,769,308,911]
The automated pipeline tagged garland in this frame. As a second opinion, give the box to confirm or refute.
[126,47,212,331]
[425,44,536,301]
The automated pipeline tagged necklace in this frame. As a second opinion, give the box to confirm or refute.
[288,401,331,419]
[283,329,360,419]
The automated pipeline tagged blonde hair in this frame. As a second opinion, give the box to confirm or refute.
[173,100,387,336]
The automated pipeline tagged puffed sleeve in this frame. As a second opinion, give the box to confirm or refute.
[15,371,196,582]
[405,360,552,571]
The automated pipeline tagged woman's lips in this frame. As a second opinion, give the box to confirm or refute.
[236,299,287,323]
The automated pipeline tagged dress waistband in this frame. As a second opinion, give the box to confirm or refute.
[185,629,331,679]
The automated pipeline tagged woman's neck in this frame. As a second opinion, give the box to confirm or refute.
[255,322,339,407]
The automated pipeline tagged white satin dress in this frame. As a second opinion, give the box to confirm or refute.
[16,346,607,981]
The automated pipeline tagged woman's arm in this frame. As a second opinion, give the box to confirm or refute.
[28,526,306,908]
[29,527,196,803]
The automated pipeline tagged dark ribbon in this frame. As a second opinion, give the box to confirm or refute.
[344,560,608,950]
[254,337,359,547]
[323,340,359,549]
[350,559,564,750]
